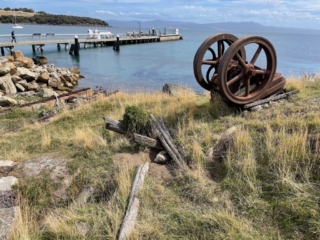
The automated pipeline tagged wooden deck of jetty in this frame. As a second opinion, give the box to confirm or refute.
[0,32,183,56]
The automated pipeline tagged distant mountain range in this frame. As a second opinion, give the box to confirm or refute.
[107,19,320,34]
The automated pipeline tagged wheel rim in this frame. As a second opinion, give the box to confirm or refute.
[218,36,277,105]
[193,33,246,91]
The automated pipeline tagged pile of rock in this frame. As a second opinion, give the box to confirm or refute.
[0,160,19,240]
[0,51,84,107]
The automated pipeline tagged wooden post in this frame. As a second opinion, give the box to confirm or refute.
[0,47,4,56]
[32,45,35,52]
[57,44,60,50]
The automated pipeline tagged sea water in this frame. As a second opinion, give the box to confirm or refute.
[1,24,320,93]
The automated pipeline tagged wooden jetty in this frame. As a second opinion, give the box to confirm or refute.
[0,32,183,56]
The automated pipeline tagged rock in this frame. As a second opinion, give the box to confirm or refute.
[0,176,18,208]
[0,161,18,175]
[0,74,17,94]
[37,88,58,98]
[0,57,9,64]
[22,82,40,91]
[32,56,48,65]
[38,82,48,88]
[69,67,80,74]
[162,83,195,96]
[49,72,60,80]
[12,51,24,59]
[0,207,20,240]
[11,75,22,84]
[75,222,92,236]
[0,96,17,106]
[251,105,262,112]
[6,62,17,75]
[154,151,170,164]
[48,78,63,88]
[15,83,25,92]
[16,67,36,81]
[16,91,36,97]
[0,64,10,76]
[74,187,95,205]
[14,57,34,69]
[37,72,49,83]
[209,126,239,160]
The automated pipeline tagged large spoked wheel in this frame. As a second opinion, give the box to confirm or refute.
[193,33,246,91]
[218,36,277,105]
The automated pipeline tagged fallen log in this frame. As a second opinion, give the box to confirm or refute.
[103,117,125,134]
[118,162,149,240]
[150,114,186,168]
[133,133,164,150]
[243,90,298,109]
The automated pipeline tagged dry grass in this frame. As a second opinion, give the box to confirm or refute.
[0,10,35,17]
[2,76,320,239]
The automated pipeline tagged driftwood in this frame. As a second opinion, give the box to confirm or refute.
[133,133,164,150]
[244,90,298,109]
[150,114,186,168]
[118,162,149,240]
[103,117,125,134]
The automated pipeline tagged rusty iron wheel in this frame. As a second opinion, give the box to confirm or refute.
[193,33,246,91]
[217,36,277,105]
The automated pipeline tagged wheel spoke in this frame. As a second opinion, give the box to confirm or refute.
[250,45,262,64]
[227,71,244,87]
[236,53,247,68]
[255,69,269,75]
[202,60,218,65]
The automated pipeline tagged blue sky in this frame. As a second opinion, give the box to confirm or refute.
[4,0,320,30]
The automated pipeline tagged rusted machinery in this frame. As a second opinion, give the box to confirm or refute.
[193,33,286,105]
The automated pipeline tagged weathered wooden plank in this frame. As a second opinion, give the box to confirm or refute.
[118,162,149,240]
[103,117,125,134]
[133,133,164,150]
[150,114,186,168]
[243,90,298,109]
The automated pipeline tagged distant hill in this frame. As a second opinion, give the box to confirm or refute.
[107,19,320,34]
[0,10,108,26]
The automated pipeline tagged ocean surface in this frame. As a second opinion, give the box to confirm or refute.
[1,24,320,93]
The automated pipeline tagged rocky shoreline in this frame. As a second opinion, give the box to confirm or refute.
[0,51,84,107]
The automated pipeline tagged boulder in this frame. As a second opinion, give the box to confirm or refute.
[11,75,22,84]
[0,74,17,95]
[48,78,63,88]
[37,88,58,98]
[6,62,17,75]
[0,96,18,106]
[69,67,80,74]
[17,91,36,97]
[0,176,18,208]
[37,72,50,83]
[0,64,10,76]
[16,67,36,81]
[15,83,25,92]
[0,161,18,177]
[26,81,40,91]
[0,207,20,240]
[32,56,48,65]
[162,83,195,96]
[14,57,34,69]
[12,50,24,59]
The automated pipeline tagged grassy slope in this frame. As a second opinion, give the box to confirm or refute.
[1,76,320,239]
[0,10,35,17]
